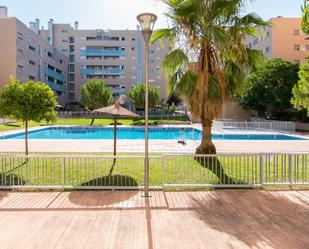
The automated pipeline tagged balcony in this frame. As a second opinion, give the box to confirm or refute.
[80,49,125,57]
[80,67,126,75]
[45,68,65,82]
[45,81,64,92]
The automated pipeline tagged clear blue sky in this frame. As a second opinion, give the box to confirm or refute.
[0,0,304,30]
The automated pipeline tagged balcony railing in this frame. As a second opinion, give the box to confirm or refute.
[45,68,65,82]
[80,68,126,75]
[80,49,125,57]
[45,81,64,92]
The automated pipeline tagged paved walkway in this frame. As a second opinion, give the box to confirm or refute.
[0,190,308,249]
[1,139,309,153]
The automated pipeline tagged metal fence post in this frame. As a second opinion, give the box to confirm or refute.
[162,156,165,191]
[62,158,65,191]
[288,154,292,186]
[260,154,264,189]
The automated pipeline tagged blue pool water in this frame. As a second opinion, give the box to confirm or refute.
[3,127,307,140]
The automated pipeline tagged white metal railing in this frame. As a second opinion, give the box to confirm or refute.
[0,153,308,190]
[213,120,296,133]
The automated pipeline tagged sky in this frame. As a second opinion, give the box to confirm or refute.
[0,0,305,30]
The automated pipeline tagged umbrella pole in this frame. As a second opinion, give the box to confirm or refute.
[113,117,117,164]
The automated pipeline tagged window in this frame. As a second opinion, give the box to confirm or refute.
[69,74,75,81]
[29,45,36,51]
[306,45,309,51]
[69,37,75,43]
[17,48,23,56]
[47,51,52,57]
[62,49,68,52]
[294,44,300,51]
[150,50,155,54]
[265,47,270,53]
[60,59,63,64]
[69,64,75,72]
[29,75,35,80]
[62,30,68,33]
[248,43,252,49]
[70,54,75,62]
[121,37,125,41]
[150,59,155,63]
[17,64,24,72]
[294,60,300,64]
[17,32,23,40]
[80,56,86,60]
[266,31,270,38]
[62,39,68,43]
[132,38,135,41]
[29,60,35,66]
[293,29,300,36]
[131,47,135,51]
[253,38,258,45]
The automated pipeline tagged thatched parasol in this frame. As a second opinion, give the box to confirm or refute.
[92,99,139,162]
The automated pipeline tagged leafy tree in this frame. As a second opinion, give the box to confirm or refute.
[291,60,309,115]
[151,0,268,154]
[80,79,113,125]
[240,59,300,120]
[0,78,56,155]
[291,1,309,116]
[301,1,309,34]
[128,83,160,111]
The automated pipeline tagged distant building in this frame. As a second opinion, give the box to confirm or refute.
[0,11,68,105]
[0,7,170,110]
[38,21,170,110]
[244,17,309,65]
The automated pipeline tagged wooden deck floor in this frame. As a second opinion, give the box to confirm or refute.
[0,190,308,249]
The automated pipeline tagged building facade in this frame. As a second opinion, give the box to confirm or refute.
[38,20,170,109]
[0,10,68,105]
[244,17,309,65]
[0,7,170,110]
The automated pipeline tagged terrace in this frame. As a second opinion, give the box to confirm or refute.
[0,190,308,249]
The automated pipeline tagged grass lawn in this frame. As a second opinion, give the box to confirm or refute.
[1,153,308,188]
[0,117,190,132]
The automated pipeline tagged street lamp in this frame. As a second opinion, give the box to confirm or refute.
[137,12,157,197]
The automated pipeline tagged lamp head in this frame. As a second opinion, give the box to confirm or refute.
[137,12,157,43]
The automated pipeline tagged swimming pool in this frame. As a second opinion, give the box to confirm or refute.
[2,127,307,140]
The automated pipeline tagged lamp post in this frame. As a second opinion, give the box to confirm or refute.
[137,13,157,197]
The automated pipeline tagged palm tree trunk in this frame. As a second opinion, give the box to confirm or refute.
[25,119,29,155]
[195,115,235,184]
[196,116,216,154]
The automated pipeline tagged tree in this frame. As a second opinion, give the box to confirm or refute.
[151,0,268,154]
[291,1,309,116]
[291,60,309,115]
[80,79,113,125]
[240,59,300,120]
[301,1,309,34]
[128,83,160,111]
[0,78,56,155]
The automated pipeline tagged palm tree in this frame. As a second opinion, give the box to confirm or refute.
[151,0,269,155]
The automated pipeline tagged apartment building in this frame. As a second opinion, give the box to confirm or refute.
[0,7,68,105]
[38,20,170,110]
[244,17,309,64]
